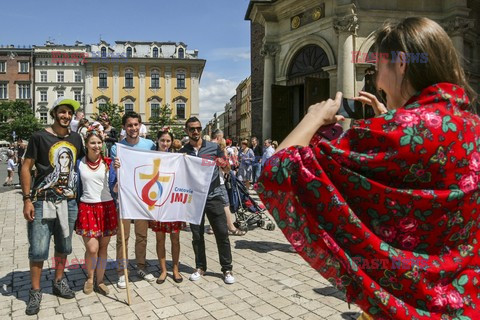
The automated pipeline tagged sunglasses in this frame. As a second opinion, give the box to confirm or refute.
[188,127,202,133]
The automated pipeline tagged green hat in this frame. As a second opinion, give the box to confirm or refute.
[49,98,81,117]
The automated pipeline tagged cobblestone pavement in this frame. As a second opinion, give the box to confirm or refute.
[0,189,361,319]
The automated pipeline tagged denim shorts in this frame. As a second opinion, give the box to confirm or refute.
[27,199,78,261]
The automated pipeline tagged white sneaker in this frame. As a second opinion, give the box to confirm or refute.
[189,269,205,281]
[117,275,126,289]
[223,271,235,284]
[136,269,155,282]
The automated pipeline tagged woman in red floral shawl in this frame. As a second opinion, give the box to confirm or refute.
[258,17,479,320]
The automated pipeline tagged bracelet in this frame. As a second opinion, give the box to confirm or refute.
[22,194,31,201]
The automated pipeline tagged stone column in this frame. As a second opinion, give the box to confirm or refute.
[190,67,199,117]
[443,17,474,60]
[334,10,358,98]
[165,67,172,109]
[113,66,119,104]
[139,66,146,117]
[85,65,93,118]
[260,42,279,140]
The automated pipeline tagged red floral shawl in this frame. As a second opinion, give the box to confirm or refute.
[258,83,480,319]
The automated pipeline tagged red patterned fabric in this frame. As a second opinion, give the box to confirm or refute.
[258,83,480,319]
[149,221,186,234]
[76,200,118,238]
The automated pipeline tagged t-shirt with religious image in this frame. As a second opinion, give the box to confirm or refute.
[25,129,84,201]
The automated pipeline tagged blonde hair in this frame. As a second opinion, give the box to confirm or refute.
[374,17,477,109]
[218,138,226,151]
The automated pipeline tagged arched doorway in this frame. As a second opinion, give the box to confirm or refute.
[272,45,330,141]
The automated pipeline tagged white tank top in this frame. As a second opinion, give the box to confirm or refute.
[78,158,113,203]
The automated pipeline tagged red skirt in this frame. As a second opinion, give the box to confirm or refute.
[149,221,186,234]
[76,200,118,238]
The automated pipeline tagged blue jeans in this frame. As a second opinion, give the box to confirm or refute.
[252,162,261,184]
[27,199,78,262]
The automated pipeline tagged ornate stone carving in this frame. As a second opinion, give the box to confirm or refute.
[443,17,474,34]
[260,43,280,57]
[138,72,146,79]
[333,14,359,34]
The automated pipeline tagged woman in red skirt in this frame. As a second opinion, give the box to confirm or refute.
[75,128,117,295]
[150,128,186,284]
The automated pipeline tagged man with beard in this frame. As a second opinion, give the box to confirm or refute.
[21,98,84,315]
[110,111,156,288]
[180,117,235,284]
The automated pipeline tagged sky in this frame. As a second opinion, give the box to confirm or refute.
[0,0,252,125]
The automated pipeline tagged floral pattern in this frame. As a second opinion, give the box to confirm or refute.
[258,83,480,319]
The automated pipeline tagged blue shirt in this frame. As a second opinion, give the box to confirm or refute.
[109,137,156,193]
[110,137,156,158]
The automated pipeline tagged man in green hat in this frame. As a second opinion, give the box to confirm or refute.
[21,98,84,315]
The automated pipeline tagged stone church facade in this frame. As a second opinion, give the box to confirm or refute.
[246,0,480,141]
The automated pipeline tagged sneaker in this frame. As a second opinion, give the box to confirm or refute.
[117,275,127,289]
[25,289,42,315]
[52,278,75,299]
[223,271,235,284]
[95,283,110,296]
[136,269,155,282]
[189,268,205,281]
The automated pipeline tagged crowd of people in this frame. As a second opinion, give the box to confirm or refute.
[20,97,269,315]
[13,15,480,319]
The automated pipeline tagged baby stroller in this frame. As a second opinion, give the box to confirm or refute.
[225,171,276,231]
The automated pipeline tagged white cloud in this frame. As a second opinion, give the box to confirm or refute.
[208,47,250,62]
[198,73,237,126]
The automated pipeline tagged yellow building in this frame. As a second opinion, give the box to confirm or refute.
[85,41,205,131]
[237,76,251,140]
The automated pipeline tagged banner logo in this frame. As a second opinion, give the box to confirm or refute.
[135,159,175,210]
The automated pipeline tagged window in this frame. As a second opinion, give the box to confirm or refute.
[124,103,134,112]
[101,47,107,58]
[176,73,185,89]
[0,61,5,73]
[126,47,132,58]
[99,72,107,87]
[40,112,48,124]
[40,71,47,82]
[178,48,184,59]
[125,70,134,88]
[74,71,82,82]
[99,103,107,109]
[176,103,185,119]
[57,71,64,82]
[74,91,82,102]
[153,47,158,58]
[57,91,64,99]
[18,84,31,99]
[151,72,160,88]
[40,91,47,102]
[151,103,160,117]
[0,83,7,99]
[19,61,29,73]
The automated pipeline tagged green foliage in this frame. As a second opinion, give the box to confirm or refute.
[0,100,42,141]
[148,104,184,139]
[91,102,124,133]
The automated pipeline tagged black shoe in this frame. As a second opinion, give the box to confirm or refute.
[52,278,75,299]
[25,289,42,315]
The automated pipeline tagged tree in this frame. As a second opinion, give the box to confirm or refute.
[91,102,124,133]
[148,104,184,139]
[0,100,42,141]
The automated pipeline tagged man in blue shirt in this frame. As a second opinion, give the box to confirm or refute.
[180,117,235,284]
[110,112,156,288]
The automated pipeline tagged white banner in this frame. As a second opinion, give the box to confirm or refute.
[116,143,215,225]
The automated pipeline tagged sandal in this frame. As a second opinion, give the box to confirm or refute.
[228,229,246,236]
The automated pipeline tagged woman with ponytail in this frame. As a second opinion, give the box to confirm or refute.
[75,128,118,296]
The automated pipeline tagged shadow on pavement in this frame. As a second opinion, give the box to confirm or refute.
[234,240,294,253]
